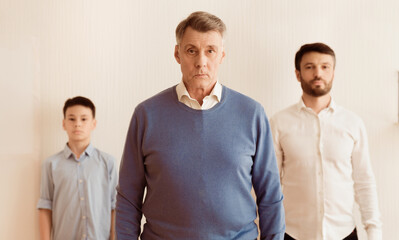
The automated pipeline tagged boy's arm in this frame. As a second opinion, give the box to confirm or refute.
[108,153,118,240]
[37,159,54,240]
[110,209,116,240]
[39,209,52,240]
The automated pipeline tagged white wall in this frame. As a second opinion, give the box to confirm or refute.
[1,0,398,239]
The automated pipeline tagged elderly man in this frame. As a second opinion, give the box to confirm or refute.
[270,43,382,240]
[116,11,285,240]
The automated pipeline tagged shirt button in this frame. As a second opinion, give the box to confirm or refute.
[79,179,83,183]
[80,197,84,201]
[77,162,81,166]
[82,234,86,238]
[82,216,86,219]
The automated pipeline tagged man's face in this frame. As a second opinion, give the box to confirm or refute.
[63,105,96,143]
[296,52,335,97]
[174,27,225,89]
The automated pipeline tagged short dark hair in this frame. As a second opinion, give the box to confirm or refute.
[175,11,226,44]
[63,96,95,118]
[295,42,336,71]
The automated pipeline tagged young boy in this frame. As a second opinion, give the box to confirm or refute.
[37,96,117,240]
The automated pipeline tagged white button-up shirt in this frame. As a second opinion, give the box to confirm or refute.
[270,99,382,240]
[176,81,222,110]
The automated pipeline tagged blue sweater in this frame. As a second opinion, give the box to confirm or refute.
[116,86,285,240]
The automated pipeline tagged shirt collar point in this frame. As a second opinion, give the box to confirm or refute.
[85,143,94,156]
[63,143,93,159]
[63,144,73,158]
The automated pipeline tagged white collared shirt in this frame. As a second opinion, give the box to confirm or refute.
[176,81,222,110]
[270,98,382,240]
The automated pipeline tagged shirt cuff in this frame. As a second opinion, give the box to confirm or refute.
[367,227,382,240]
[37,199,52,210]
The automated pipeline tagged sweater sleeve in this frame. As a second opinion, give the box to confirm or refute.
[116,107,147,240]
[252,106,285,240]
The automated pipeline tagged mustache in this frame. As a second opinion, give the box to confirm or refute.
[310,77,325,82]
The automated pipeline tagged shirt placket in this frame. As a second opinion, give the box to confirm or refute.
[77,156,88,240]
[315,113,326,239]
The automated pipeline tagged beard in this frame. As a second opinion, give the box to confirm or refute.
[300,75,333,97]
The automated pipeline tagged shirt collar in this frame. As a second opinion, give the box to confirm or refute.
[296,97,337,113]
[63,143,94,159]
[176,81,222,102]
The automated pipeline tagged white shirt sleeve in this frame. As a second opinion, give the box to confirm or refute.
[351,119,382,240]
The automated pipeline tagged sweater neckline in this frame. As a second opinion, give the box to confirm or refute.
[172,84,228,114]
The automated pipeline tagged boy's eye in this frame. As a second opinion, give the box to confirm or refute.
[69,118,75,121]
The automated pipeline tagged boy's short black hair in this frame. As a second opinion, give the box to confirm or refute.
[295,42,336,71]
[63,96,96,118]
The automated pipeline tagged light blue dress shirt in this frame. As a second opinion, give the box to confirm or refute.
[37,144,117,240]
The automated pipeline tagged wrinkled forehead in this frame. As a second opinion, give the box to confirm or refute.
[179,28,224,47]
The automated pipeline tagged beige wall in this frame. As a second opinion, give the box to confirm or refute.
[1,0,398,239]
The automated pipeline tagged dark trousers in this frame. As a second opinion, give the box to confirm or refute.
[284,229,358,240]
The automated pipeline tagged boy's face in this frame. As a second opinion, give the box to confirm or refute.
[63,105,96,144]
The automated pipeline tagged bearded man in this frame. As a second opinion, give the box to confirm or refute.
[270,43,382,240]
